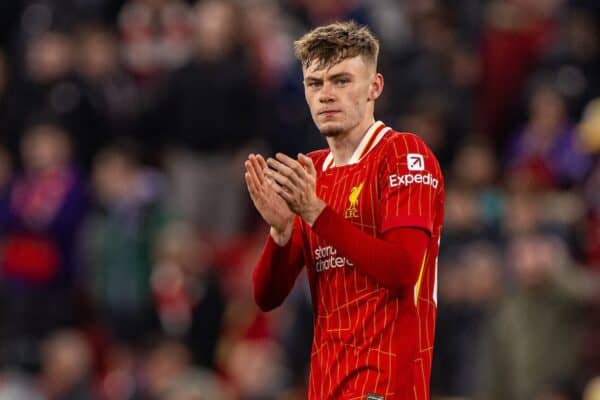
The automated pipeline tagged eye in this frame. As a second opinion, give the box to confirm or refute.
[307,81,322,88]
[335,78,350,85]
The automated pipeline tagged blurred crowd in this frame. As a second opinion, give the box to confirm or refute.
[0,0,600,399]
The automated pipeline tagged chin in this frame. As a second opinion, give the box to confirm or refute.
[318,122,345,137]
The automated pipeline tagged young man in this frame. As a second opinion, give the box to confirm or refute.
[244,21,444,400]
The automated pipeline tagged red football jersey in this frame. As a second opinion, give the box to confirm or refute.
[300,121,445,400]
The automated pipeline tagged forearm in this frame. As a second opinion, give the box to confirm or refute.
[311,206,429,291]
[253,232,304,311]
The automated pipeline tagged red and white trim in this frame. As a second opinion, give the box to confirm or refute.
[322,121,391,171]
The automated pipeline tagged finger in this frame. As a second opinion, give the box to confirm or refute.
[278,187,294,203]
[274,152,296,165]
[245,172,259,199]
[298,153,316,176]
[247,164,271,199]
[248,155,266,185]
[266,158,301,186]
[268,178,294,202]
[245,158,264,187]
[245,170,264,195]
[276,152,308,180]
[248,154,263,180]
[264,167,298,193]
[256,154,268,170]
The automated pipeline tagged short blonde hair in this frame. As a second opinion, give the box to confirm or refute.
[293,21,379,70]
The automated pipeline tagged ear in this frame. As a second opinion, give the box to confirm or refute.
[368,73,384,101]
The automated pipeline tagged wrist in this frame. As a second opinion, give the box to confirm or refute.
[270,218,294,246]
[302,199,327,227]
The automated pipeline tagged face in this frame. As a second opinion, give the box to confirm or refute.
[193,0,236,58]
[303,55,383,137]
[93,152,132,204]
[79,31,118,80]
[22,125,70,172]
[26,32,74,82]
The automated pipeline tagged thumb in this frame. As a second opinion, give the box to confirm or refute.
[298,153,316,176]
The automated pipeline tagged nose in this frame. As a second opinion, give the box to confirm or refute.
[318,81,335,103]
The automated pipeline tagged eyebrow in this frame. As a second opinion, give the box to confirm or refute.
[304,72,353,82]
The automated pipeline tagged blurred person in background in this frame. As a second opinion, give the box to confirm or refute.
[499,184,584,253]
[12,30,106,167]
[377,2,474,168]
[38,329,94,399]
[223,334,291,399]
[241,0,324,157]
[96,342,139,400]
[242,0,298,91]
[162,368,233,400]
[478,0,562,143]
[85,142,170,344]
[0,122,87,369]
[213,230,300,398]
[118,0,193,86]
[504,85,594,189]
[451,140,499,192]
[441,140,503,251]
[535,8,600,119]
[442,186,488,246]
[432,241,503,397]
[151,222,225,369]
[501,190,544,237]
[477,233,600,400]
[76,24,141,142]
[277,279,313,396]
[138,339,197,400]
[148,0,259,238]
[450,140,503,234]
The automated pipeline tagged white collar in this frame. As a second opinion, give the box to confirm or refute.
[322,120,390,171]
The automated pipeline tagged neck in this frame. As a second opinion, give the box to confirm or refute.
[326,117,376,167]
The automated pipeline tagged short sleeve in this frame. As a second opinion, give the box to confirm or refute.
[378,135,443,234]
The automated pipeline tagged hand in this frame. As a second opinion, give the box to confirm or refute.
[265,153,326,226]
[245,153,294,245]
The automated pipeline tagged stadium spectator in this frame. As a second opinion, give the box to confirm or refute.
[76,24,141,142]
[84,142,170,343]
[11,30,108,167]
[0,122,88,368]
[477,233,599,400]
[138,339,194,399]
[39,330,94,399]
[118,0,193,85]
[432,241,503,397]
[151,221,225,369]
[149,0,259,237]
[504,85,594,189]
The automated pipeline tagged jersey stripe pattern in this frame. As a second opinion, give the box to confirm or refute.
[302,122,445,400]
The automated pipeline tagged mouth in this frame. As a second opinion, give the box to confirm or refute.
[318,110,341,117]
